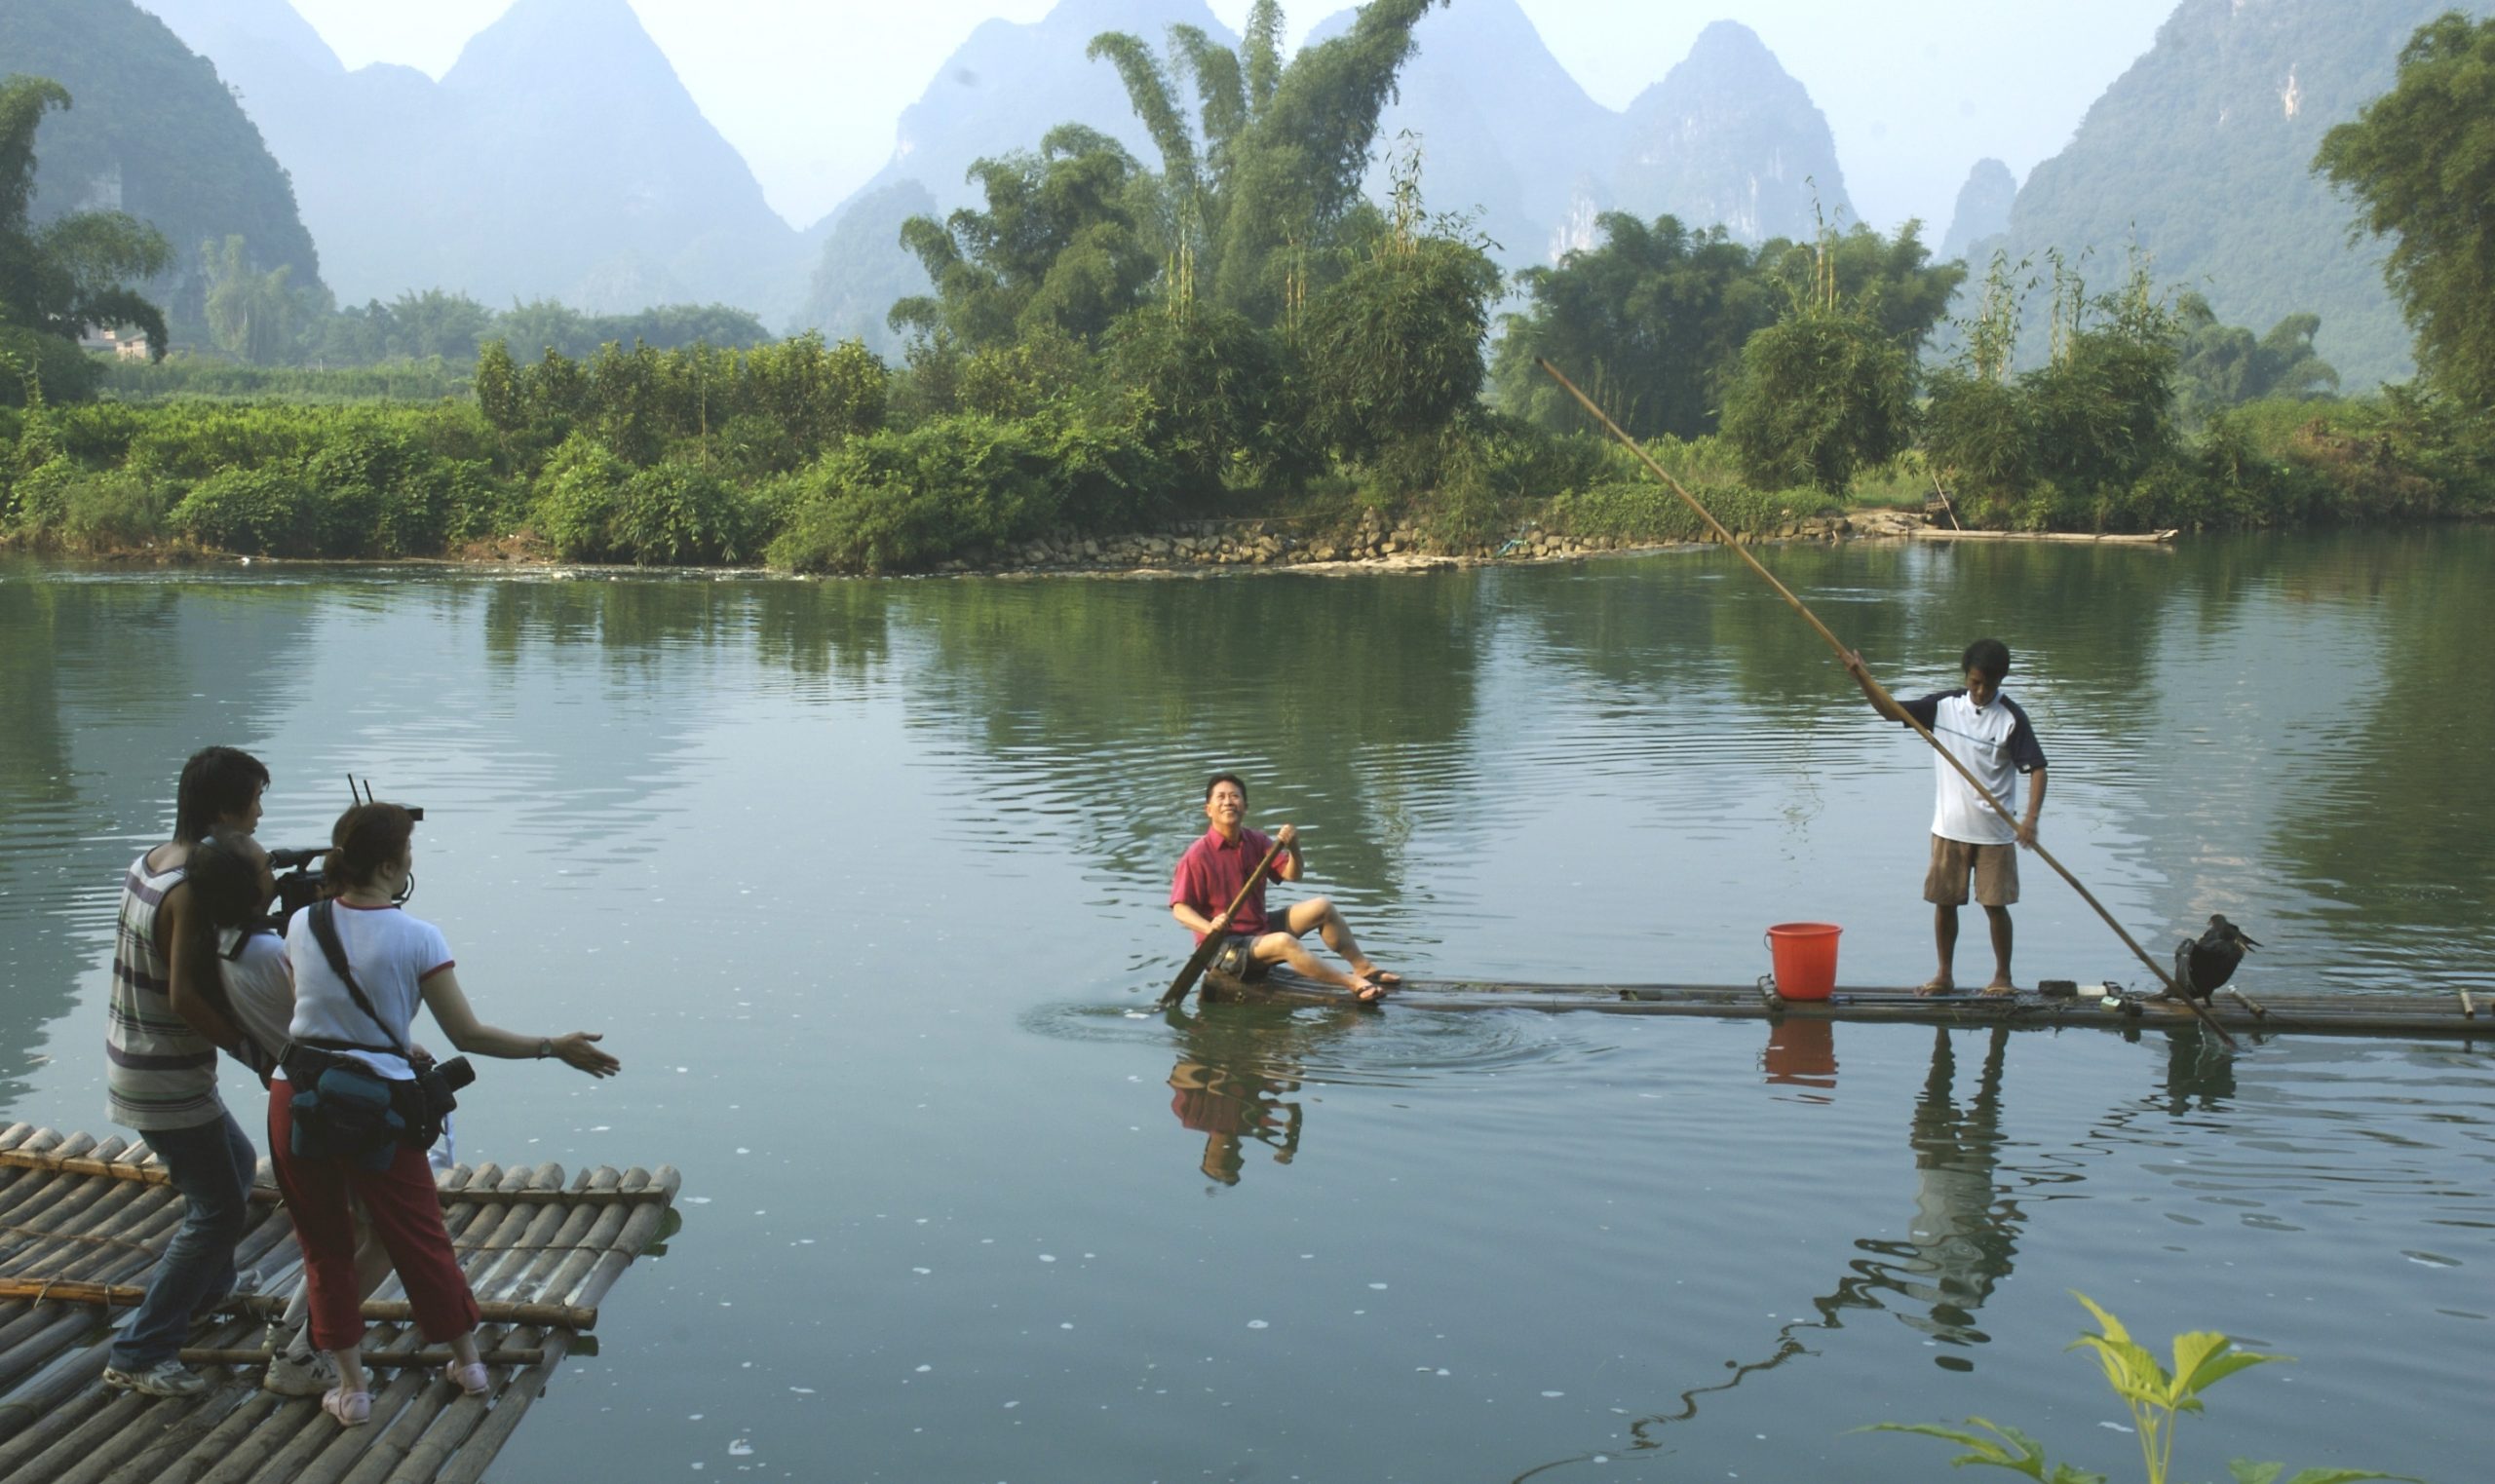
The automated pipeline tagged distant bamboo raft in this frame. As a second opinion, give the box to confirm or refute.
[1202,970,2494,1039]
[0,1122,680,1483]
[1908,527,2181,545]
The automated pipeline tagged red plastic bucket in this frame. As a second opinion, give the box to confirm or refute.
[1765,922,1842,1001]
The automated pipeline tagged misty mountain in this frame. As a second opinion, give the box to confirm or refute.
[1977,0,2494,388]
[0,0,324,342]
[795,1,1859,351]
[1305,0,1616,265]
[1611,21,1852,245]
[793,180,940,355]
[791,0,1230,353]
[140,0,806,320]
[1940,158,2015,261]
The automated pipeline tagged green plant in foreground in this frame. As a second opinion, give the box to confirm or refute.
[1866,1293,2416,1484]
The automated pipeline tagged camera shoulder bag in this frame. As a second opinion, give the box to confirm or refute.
[283,900,421,1161]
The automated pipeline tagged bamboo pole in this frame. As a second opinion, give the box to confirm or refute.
[436,1166,674,1484]
[177,1347,545,1368]
[0,1337,113,1455]
[144,1388,288,1484]
[61,1378,249,1484]
[501,1169,611,1310]
[0,1148,656,1204]
[0,1281,597,1330]
[7,1389,152,1484]
[1533,358,2237,1049]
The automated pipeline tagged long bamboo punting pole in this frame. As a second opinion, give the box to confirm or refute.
[1534,358,2236,1049]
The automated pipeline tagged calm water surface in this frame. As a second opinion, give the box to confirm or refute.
[1,531,2489,1482]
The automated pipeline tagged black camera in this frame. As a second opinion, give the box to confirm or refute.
[267,848,327,929]
[412,1053,476,1127]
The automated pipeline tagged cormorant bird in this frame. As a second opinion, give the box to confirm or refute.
[2170,914,2260,1000]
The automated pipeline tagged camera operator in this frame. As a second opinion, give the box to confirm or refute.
[189,828,448,1399]
[272,801,620,1428]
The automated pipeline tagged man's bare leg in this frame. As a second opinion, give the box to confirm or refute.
[1922,904,1959,995]
[1277,897,1397,988]
[1980,905,2015,995]
[1251,928,1383,1002]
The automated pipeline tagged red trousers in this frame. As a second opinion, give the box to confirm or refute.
[268,1084,480,1351]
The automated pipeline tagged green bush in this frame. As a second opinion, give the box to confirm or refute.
[0,328,103,407]
[610,463,753,565]
[5,454,79,533]
[1547,476,1800,546]
[1100,307,1304,485]
[1721,308,1916,492]
[769,414,1063,573]
[531,435,631,561]
[61,470,174,551]
[172,467,317,554]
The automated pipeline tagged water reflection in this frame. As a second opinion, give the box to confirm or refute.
[1519,1024,2028,1479]
[1760,1016,1837,1096]
[1159,1003,1368,1186]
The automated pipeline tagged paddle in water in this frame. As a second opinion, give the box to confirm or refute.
[1160,831,1291,1009]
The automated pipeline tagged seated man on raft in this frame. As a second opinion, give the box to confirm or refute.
[1171,774,1400,1003]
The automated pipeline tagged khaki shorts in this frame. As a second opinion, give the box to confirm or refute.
[1925,834,2019,907]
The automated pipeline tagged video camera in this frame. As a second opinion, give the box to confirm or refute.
[264,780,424,929]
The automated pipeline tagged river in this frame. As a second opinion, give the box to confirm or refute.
[1,529,2487,1481]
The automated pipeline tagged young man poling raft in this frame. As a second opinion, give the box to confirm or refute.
[1843,638,2048,997]
[1171,774,1400,1004]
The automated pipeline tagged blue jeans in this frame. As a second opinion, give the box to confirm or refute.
[109,1111,256,1369]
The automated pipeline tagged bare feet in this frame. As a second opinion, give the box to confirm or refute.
[1915,976,1956,998]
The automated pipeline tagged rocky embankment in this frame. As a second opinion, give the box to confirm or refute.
[938,504,1927,576]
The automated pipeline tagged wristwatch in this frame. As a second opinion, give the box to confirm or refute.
[536,1037,554,1060]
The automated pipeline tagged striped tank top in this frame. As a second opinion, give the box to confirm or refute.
[105,852,224,1131]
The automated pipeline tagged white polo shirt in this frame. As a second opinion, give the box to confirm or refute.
[1902,690,2047,846]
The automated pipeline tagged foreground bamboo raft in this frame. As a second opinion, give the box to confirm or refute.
[0,1123,679,1483]
[1203,970,2494,1040]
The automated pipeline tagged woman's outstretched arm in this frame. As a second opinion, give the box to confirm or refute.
[419,966,621,1077]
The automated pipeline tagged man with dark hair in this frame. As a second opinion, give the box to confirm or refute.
[1844,640,2048,996]
[1171,774,1399,1002]
[100,746,269,1396]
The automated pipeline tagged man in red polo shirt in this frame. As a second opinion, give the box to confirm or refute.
[1171,774,1398,1003]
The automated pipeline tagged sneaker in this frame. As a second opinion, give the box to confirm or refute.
[103,1359,211,1397]
[265,1348,340,1398]
[193,1270,263,1319]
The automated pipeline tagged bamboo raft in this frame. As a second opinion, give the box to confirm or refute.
[1202,970,2495,1040]
[0,1122,679,1484]
[1909,527,2181,545]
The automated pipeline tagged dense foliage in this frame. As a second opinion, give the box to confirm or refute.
[1,75,167,404]
[4,1,2483,569]
[2317,11,2495,414]
[0,0,325,348]
[1493,215,1963,440]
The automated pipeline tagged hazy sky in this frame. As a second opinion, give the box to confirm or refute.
[286,0,2181,232]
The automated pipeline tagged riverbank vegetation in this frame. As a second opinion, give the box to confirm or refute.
[6,7,2493,571]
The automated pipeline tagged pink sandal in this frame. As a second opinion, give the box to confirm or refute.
[322,1386,371,1427]
[444,1360,489,1397]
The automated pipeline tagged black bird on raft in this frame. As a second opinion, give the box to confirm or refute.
[2169,915,2260,1000]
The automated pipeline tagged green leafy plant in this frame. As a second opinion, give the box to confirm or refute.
[1866,1294,2416,1484]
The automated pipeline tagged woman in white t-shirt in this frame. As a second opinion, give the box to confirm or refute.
[272,802,620,1428]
